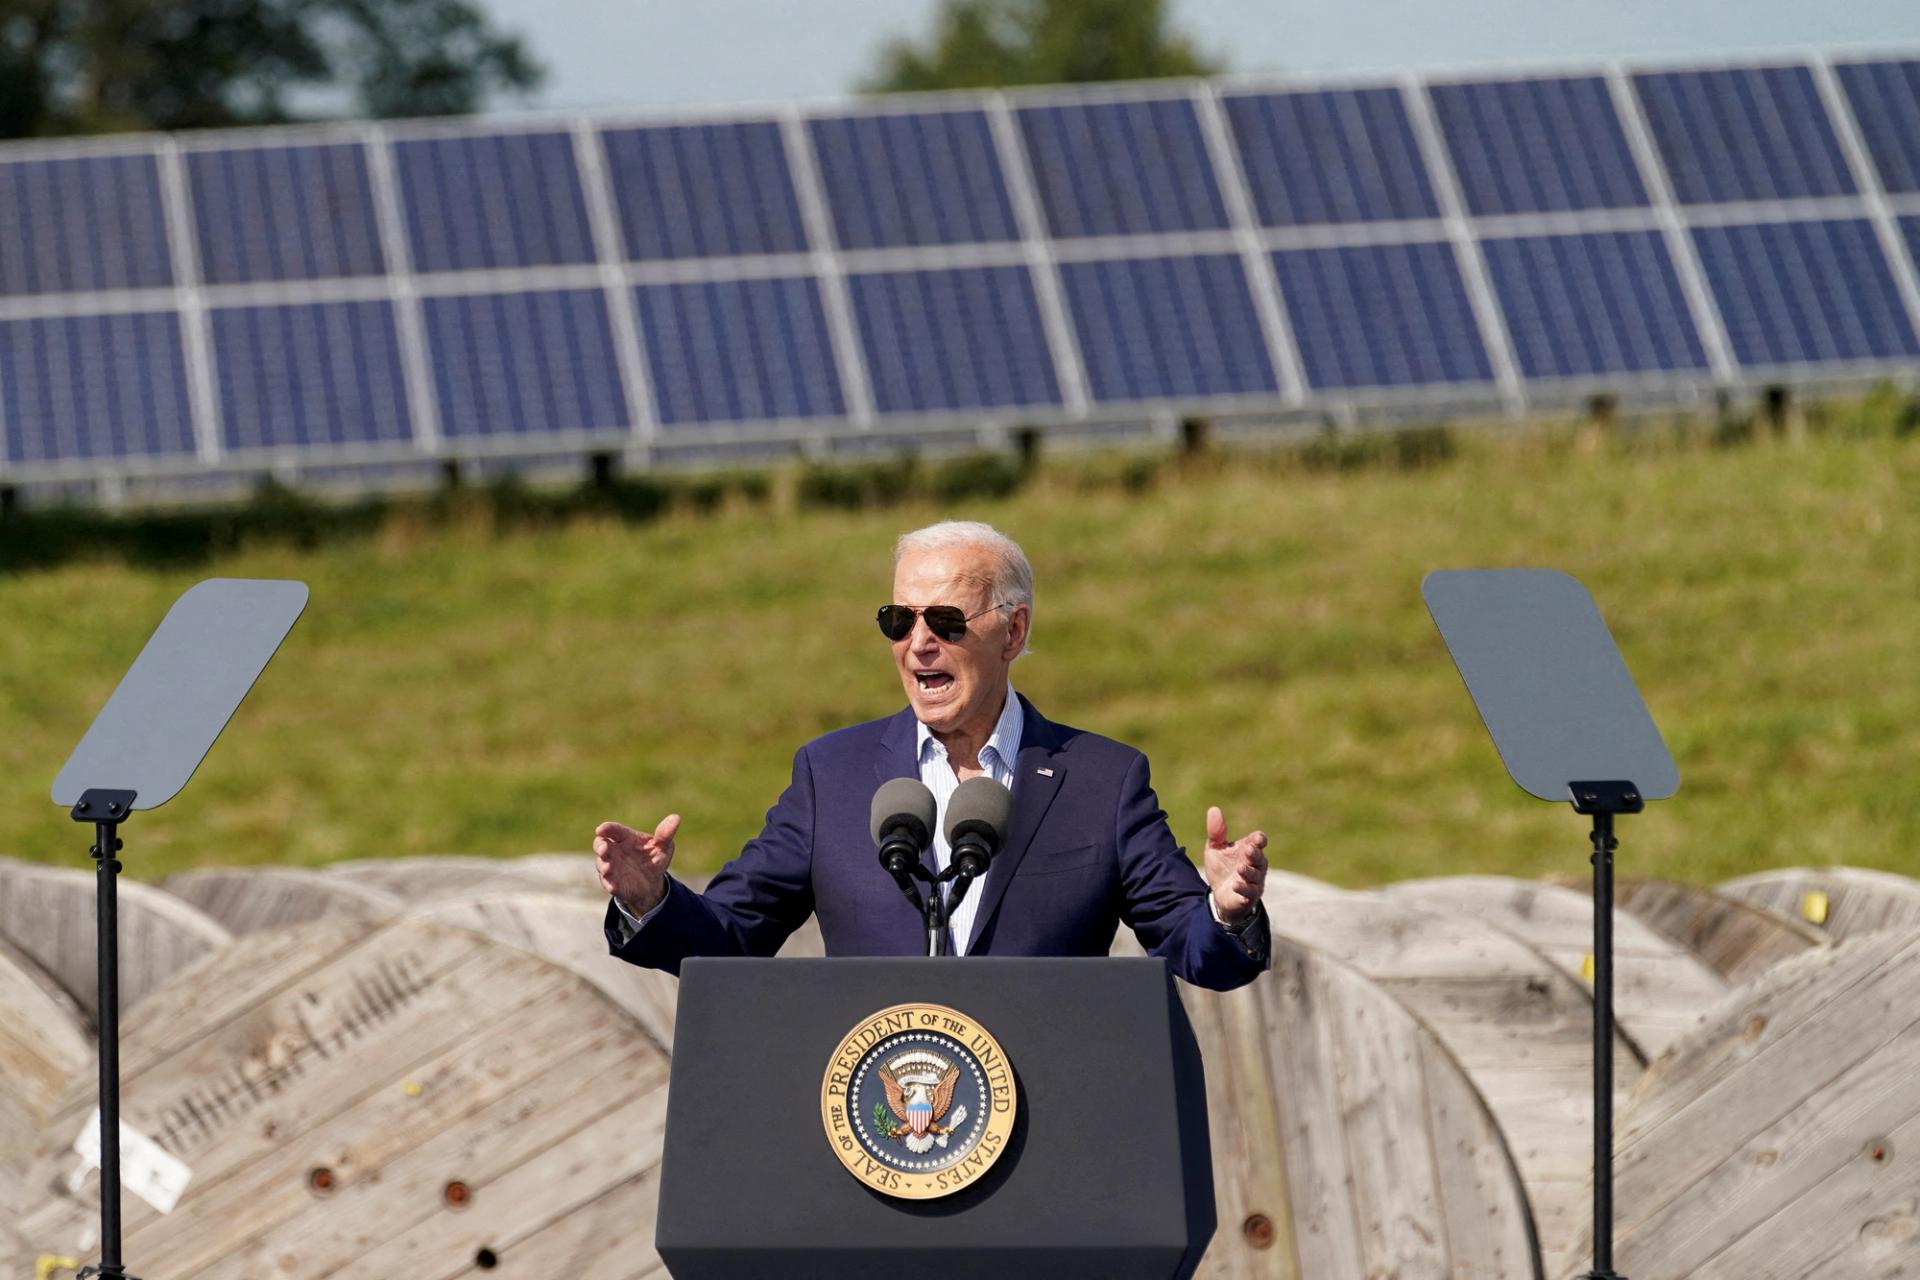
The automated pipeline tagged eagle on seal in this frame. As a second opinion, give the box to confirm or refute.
[879,1059,961,1153]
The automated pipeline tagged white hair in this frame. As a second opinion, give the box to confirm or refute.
[894,520,1034,654]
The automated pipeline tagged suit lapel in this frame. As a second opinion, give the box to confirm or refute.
[964,697,1065,951]
[873,707,937,884]
[873,706,921,787]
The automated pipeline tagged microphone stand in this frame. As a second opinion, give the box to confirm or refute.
[884,861,984,958]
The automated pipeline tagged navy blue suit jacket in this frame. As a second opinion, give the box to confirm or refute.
[604,694,1268,991]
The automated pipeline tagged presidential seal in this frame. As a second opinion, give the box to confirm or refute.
[820,1002,1016,1199]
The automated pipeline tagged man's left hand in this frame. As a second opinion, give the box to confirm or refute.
[1204,806,1269,927]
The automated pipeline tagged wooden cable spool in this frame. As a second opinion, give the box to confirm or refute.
[1377,875,1729,1058]
[1717,866,1920,943]
[0,857,231,1022]
[1604,876,1827,988]
[162,866,404,935]
[1271,891,1641,1278]
[1113,909,1540,1278]
[1568,929,1920,1279]
[12,916,672,1280]
[321,855,595,903]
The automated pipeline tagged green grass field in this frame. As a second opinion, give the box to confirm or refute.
[3,415,1916,891]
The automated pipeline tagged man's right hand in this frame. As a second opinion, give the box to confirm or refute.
[595,814,680,917]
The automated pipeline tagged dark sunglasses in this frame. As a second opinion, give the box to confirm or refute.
[876,603,1009,642]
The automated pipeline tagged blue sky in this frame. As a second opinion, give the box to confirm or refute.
[475,0,1920,115]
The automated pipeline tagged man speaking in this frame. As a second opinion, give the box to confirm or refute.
[596,520,1270,990]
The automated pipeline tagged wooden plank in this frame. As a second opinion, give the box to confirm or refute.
[432,1168,668,1280]
[1565,929,1920,1279]
[1616,932,1920,1151]
[0,857,231,1019]
[1421,1036,1543,1279]
[1601,877,1826,988]
[1180,981,1297,1280]
[162,867,403,934]
[322,1081,670,1280]
[325,856,597,902]
[1380,875,1729,1059]
[406,891,681,1054]
[1701,1105,1920,1279]
[1265,942,1368,1280]
[1718,867,1920,941]
[0,942,90,1226]
[1327,961,1450,1277]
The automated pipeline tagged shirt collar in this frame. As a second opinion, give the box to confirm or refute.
[917,686,1023,774]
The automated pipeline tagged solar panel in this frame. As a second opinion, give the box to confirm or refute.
[1221,86,1439,226]
[1017,98,1229,238]
[1632,66,1856,205]
[633,276,845,424]
[0,312,195,464]
[1480,231,1707,378]
[1272,242,1493,389]
[1691,219,1919,366]
[393,132,597,272]
[422,289,630,438]
[0,154,173,296]
[1833,60,1920,196]
[847,265,1060,413]
[187,144,386,284]
[1429,76,1650,215]
[1056,253,1276,402]
[599,120,809,259]
[808,109,1019,249]
[210,301,413,452]
[5,55,1920,493]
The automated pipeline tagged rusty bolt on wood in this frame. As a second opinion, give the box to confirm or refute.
[1242,1213,1276,1249]
[307,1167,335,1196]
[444,1179,473,1208]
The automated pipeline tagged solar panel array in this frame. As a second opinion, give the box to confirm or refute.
[4,52,1920,486]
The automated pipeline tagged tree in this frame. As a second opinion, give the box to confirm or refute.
[862,0,1220,94]
[0,0,542,139]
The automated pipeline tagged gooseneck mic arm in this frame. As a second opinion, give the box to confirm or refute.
[870,776,1015,957]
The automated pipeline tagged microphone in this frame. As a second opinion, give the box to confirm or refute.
[871,778,936,880]
[944,777,1013,881]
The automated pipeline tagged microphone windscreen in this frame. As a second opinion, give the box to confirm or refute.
[871,777,937,846]
[944,776,1013,849]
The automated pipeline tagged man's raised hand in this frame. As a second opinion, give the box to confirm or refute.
[595,814,680,917]
[1203,805,1269,927]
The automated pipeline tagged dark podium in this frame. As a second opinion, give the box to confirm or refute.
[656,957,1215,1280]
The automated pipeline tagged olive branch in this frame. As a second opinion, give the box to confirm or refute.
[871,1101,905,1139]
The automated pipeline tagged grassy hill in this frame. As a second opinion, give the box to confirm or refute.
[2,410,1916,890]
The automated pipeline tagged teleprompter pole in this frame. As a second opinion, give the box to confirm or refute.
[1572,780,1641,1280]
[73,787,140,1280]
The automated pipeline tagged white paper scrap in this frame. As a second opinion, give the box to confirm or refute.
[72,1110,192,1214]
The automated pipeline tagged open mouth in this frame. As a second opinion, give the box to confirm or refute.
[914,670,955,692]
